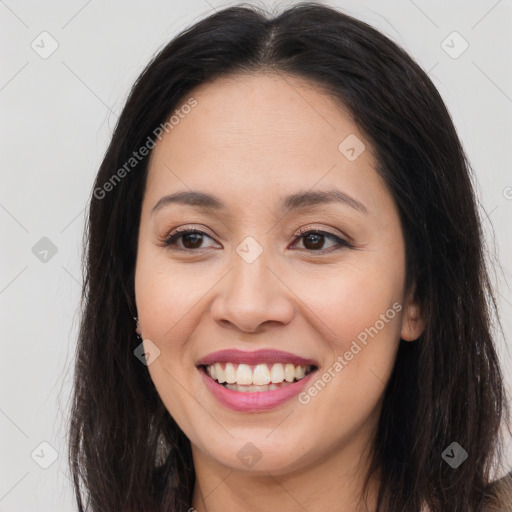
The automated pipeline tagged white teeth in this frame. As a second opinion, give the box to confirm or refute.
[224,382,294,392]
[206,362,313,387]
[270,363,284,383]
[236,364,253,385]
[284,364,295,383]
[253,364,271,385]
[294,365,306,380]
[225,363,236,384]
[215,363,226,384]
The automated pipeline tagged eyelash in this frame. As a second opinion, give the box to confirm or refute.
[160,225,353,253]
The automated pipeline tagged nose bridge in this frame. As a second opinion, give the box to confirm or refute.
[210,238,294,331]
[229,239,274,302]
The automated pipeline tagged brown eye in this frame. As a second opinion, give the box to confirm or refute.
[292,229,352,253]
[163,229,217,250]
[179,232,204,249]
[160,227,352,254]
[302,232,325,250]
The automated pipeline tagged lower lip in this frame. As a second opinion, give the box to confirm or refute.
[199,368,317,412]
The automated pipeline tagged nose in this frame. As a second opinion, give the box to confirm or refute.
[210,250,295,333]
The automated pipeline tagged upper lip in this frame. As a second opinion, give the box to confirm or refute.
[196,349,318,367]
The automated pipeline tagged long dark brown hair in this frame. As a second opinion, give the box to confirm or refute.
[68,2,511,511]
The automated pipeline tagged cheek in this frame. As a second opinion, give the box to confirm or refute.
[135,250,207,342]
[134,252,205,430]
[295,258,404,405]
[298,258,404,345]
[301,273,403,423]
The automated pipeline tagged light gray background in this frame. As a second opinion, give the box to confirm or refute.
[1,0,511,510]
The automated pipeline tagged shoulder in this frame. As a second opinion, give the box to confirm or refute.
[483,471,512,512]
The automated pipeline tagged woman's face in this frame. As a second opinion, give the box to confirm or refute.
[135,73,423,476]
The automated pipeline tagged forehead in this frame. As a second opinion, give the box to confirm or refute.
[144,72,387,217]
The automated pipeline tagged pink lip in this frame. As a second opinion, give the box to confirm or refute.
[199,368,317,412]
[196,349,318,367]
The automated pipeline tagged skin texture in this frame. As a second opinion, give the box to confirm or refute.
[134,72,424,512]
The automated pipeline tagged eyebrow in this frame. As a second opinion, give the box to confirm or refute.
[151,189,368,216]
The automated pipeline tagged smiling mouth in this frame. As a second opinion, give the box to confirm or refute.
[199,362,317,393]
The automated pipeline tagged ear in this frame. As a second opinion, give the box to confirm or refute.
[134,316,142,337]
[400,286,425,342]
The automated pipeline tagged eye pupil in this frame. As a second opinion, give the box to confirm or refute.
[303,233,324,250]
[182,232,203,249]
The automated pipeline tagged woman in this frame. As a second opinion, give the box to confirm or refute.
[68,2,512,511]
